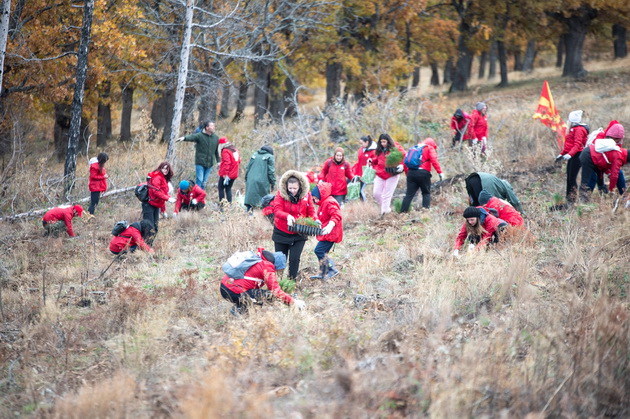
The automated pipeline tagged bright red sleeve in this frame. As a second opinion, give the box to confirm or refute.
[263,269,293,305]
[454,223,467,250]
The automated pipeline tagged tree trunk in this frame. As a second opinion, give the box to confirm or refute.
[253,59,271,124]
[64,0,94,194]
[497,40,509,87]
[119,85,133,142]
[166,0,193,162]
[325,61,342,105]
[443,58,454,84]
[555,8,597,78]
[411,66,420,88]
[430,62,440,86]
[0,0,11,97]
[233,81,248,122]
[522,39,537,72]
[219,83,231,119]
[513,51,523,71]
[450,29,474,92]
[613,24,627,59]
[283,75,297,118]
[478,51,487,79]
[269,65,284,122]
[556,34,565,68]
[54,103,72,162]
[488,41,497,79]
[150,89,174,142]
[466,54,473,81]
[97,82,111,147]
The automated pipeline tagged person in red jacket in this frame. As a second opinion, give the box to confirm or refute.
[587,120,626,194]
[217,137,241,203]
[555,110,589,203]
[453,206,507,256]
[88,152,109,215]
[470,102,489,154]
[478,190,523,227]
[142,161,175,241]
[269,170,318,281]
[309,182,343,279]
[372,133,406,216]
[173,180,206,215]
[109,220,155,255]
[451,109,472,148]
[352,135,377,201]
[401,138,443,212]
[220,248,305,315]
[42,205,84,237]
[318,147,355,204]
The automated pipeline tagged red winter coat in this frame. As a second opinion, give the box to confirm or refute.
[470,109,488,140]
[88,162,107,192]
[109,225,152,253]
[352,143,377,176]
[483,197,523,227]
[174,184,207,213]
[589,144,629,192]
[315,182,343,243]
[595,120,619,141]
[454,209,504,250]
[451,113,474,140]
[417,138,443,174]
[147,170,170,210]
[270,170,317,235]
[373,142,407,180]
[42,206,78,237]
[219,145,241,180]
[318,158,354,196]
[560,125,588,157]
[220,257,293,305]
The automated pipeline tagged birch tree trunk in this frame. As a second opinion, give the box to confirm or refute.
[166,0,194,162]
[63,0,95,194]
[0,0,10,97]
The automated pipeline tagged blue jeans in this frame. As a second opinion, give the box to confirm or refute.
[314,240,335,261]
[587,170,626,194]
[195,165,213,190]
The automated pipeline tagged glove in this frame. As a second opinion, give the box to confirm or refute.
[472,139,479,145]
[161,212,168,219]
[293,299,306,311]
[176,136,185,142]
[352,175,360,182]
[191,199,198,205]
[468,243,475,251]
[315,220,322,227]
[555,154,563,162]
[439,173,444,182]
[168,197,176,203]
[563,154,571,161]
[321,221,335,235]
[453,249,460,257]
[223,177,230,186]
[172,212,178,218]
[286,215,295,227]
[396,164,404,173]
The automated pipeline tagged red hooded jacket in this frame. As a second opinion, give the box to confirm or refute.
[560,125,588,157]
[315,182,343,243]
[589,144,629,192]
[109,225,152,253]
[451,112,474,140]
[373,142,407,180]
[270,170,317,235]
[42,206,80,237]
[219,145,241,179]
[88,162,107,192]
[352,142,377,176]
[595,120,619,141]
[174,184,207,213]
[220,256,293,305]
[454,208,504,250]
[318,157,354,196]
[483,197,523,227]
[147,170,171,209]
[416,138,443,174]
[470,109,488,140]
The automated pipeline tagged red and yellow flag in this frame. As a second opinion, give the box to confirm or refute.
[532,80,566,149]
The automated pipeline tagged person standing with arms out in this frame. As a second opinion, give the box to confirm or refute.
[244,145,276,212]
[176,121,220,190]
[556,110,589,204]
[318,147,355,205]
[309,182,343,280]
[400,138,443,212]
[42,205,84,237]
[470,102,489,153]
[372,133,406,216]
[217,137,241,204]
[142,162,175,243]
[352,135,377,201]
[87,152,109,215]
[173,180,206,215]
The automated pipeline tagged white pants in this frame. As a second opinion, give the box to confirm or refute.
[373,174,400,214]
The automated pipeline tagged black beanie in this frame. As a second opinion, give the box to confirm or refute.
[478,190,493,205]
[463,206,481,219]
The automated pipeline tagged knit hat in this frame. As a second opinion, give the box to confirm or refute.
[311,186,321,200]
[454,108,464,119]
[219,137,228,144]
[179,180,190,191]
[73,205,84,217]
[463,206,481,219]
[272,252,287,270]
[607,123,625,139]
[478,190,493,206]
[334,147,344,158]
[476,102,487,111]
[568,110,583,124]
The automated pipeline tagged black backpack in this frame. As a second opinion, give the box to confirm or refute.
[111,221,129,236]
[135,178,158,202]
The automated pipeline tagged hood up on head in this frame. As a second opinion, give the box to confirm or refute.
[423,138,437,149]
[279,170,310,201]
[317,182,332,202]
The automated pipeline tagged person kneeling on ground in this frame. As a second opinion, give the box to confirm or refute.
[220,248,306,315]
[174,180,206,216]
[310,183,342,279]
[42,205,84,237]
[453,206,507,256]
[109,220,155,255]
[478,190,523,227]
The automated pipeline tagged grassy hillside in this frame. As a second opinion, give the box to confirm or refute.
[1,67,630,417]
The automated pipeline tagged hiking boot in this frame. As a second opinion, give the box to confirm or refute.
[310,259,327,279]
[325,268,339,279]
[324,258,339,279]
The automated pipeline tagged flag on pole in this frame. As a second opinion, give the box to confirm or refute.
[532,80,566,150]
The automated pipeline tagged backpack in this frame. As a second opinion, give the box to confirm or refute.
[403,144,426,170]
[586,127,604,146]
[222,251,263,282]
[135,179,158,202]
[111,221,129,236]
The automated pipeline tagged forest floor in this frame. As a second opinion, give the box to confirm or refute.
[1,63,630,417]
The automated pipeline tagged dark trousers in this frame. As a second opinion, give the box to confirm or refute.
[274,240,307,280]
[565,155,581,203]
[220,283,268,312]
[465,174,483,206]
[180,202,205,211]
[401,169,432,212]
[588,170,626,194]
[314,240,335,260]
[141,202,160,244]
[218,177,235,202]
[88,191,101,214]
[579,148,607,201]
[332,195,345,205]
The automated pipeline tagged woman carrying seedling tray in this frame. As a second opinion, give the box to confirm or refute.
[372,133,406,216]
[268,170,318,281]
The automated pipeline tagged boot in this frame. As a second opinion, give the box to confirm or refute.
[324,258,339,279]
[310,259,327,279]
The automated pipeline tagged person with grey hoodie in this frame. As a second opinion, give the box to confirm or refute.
[244,145,276,211]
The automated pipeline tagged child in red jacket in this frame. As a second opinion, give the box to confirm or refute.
[453,206,507,256]
[88,152,109,215]
[174,180,206,215]
[309,182,343,279]
[42,205,84,237]
[217,137,241,203]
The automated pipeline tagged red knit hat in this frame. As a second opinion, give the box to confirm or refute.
[219,137,228,144]
[73,205,84,217]
[607,124,625,140]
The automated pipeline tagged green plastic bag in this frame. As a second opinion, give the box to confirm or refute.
[346,181,360,201]
[361,166,376,184]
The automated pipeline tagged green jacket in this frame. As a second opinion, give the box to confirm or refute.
[184,131,220,168]
[477,172,523,213]
[244,146,276,207]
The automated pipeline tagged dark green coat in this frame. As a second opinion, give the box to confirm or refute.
[244,147,276,207]
[184,132,220,168]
